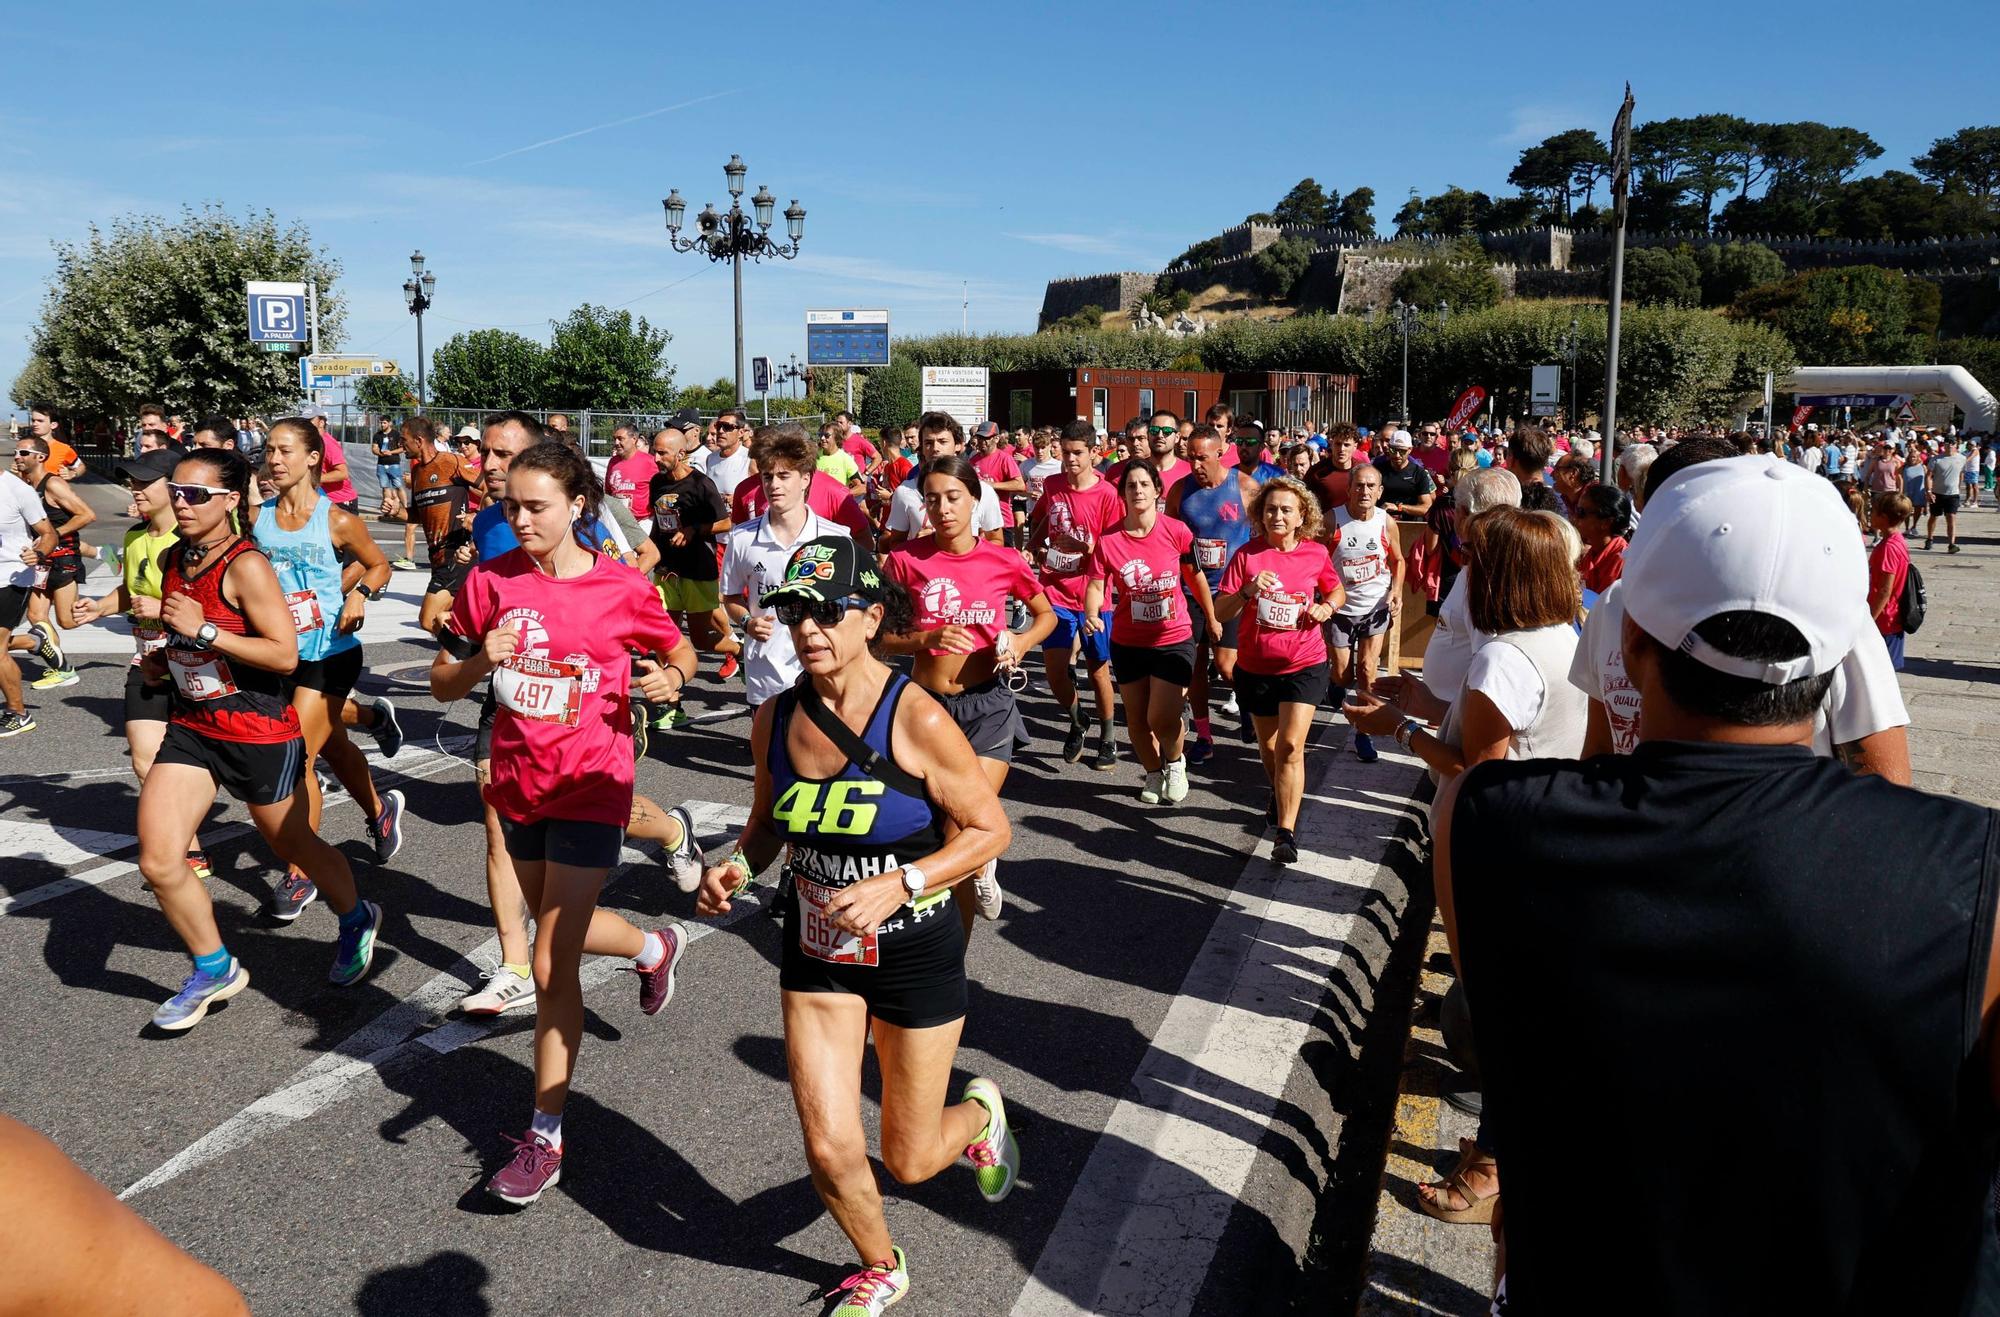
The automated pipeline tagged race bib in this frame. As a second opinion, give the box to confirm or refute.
[1194,539,1227,570]
[1257,595,1302,629]
[130,618,167,666]
[655,509,680,532]
[1042,545,1082,574]
[285,589,324,635]
[493,655,584,725]
[31,564,48,589]
[167,648,238,701]
[795,876,879,967]
[1131,592,1175,624]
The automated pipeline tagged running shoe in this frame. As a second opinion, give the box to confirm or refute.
[460,965,537,1016]
[1219,689,1239,718]
[1353,732,1379,764]
[373,789,406,864]
[0,710,34,737]
[328,900,383,986]
[654,705,689,731]
[962,1077,1019,1202]
[389,556,418,571]
[1139,771,1164,804]
[970,860,1003,921]
[29,668,77,690]
[271,869,318,922]
[1061,710,1088,764]
[717,652,740,681]
[1090,734,1117,772]
[662,804,703,893]
[632,705,651,760]
[1185,736,1213,767]
[827,1246,909,1317]
[1272,829,1299,866]
[151,961,250,1032]
[485,1132,562,1207]
[1162,758,1189,804]
[628,924,688,1016]
[185,850,212,880]
[368,696,404,758]
[32,621,64,672]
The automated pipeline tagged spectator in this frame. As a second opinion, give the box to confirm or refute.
[371,416,405,520]
[1551,452,1597,518]
[1435,455,1997,1312]
[1412,422,1451,478]
[1867,490,1913,670]
[1572,483,1632,593]
[1372,431,1437,519]
[1418,467,1522,705]
[1924,437,1967,553]
[1504,426,1560,513]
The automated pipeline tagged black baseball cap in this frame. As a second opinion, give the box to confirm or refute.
[116,449,180,485]
[670,407,703,429]
[759,536,886,608]
[971,420,1002,439]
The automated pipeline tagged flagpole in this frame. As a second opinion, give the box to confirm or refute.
[1600,82,1634,488]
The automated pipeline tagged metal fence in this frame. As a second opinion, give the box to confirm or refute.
[349,408,828,457]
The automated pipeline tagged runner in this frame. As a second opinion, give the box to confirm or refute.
[883,455,1055,931]
[721,428,851,709]
[250,418,405,919]
[71,449,216,871]
[1084,458,1217,805]
[1234,424,1285,483]
[700,409,754,500]
[1026,419,1125,769]
[0,464,57,736]
[694,536,1015,1316]
[370,416,405,523]
[432,440,700,1204]
[1214,477,1343,864]
[879,413,1007,550]
[602,425,655,522]
[134,447,380,1031]
[968,421,1027,546]
[399,416,474,634]
[730,423,877,549]
[1329,465,1404,763]
[1168,426,1261,764]
[646,423,740,719]
[9,435,94,689]
[311,415,358,515]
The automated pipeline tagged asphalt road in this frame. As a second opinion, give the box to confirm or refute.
[0,474,1422,1315]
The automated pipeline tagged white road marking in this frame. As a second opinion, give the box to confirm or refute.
[0,819,140,867]
[119,800,748,1200]
[1010,725,1424,1317]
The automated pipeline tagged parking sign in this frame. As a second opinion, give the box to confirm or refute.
[752,356,771,394]
[247,280,309,343]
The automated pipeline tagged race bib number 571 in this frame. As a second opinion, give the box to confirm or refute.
[493,655,584,725]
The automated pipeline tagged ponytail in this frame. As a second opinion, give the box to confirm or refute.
[176,448,254,535]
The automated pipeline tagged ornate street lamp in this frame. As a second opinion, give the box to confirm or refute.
[402,251,436,412]
[663,156,805,405]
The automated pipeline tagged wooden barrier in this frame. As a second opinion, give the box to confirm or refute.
[1387,519,1435,673]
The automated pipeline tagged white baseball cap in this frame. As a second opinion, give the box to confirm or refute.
[1622,455,1868,684]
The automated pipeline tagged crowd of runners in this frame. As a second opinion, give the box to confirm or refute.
[3,395,1998,1314]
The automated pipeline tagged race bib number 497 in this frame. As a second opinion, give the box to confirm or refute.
[493,655,584,725]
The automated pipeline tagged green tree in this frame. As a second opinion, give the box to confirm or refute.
[1695,242,1786,307]
[1391,255,1503,314]
[1337,187,1377,236]
[857,356,922,433]
[1167,236,1225,273]
[540,305,674,411]
[1912,126,2000,202]
[354,372,414,414]
[1252,236,1315,300]
[1397,186,1495,236]
[1271,178,1336,229]
[11,205,342,418]
[427,329,547,409]
[1509,130,1608,219]
[673,377,738,413]
[1620,244,1704,306]
[1730,264,1932,364]
[1044,303,1108,333]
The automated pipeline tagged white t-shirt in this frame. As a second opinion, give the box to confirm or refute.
[886,478,1005,537]
[1465,635,1547,731]
[0,471,48,589]
[1422,571,1490,704]
[1023,457,1063,504]
[1568,580,1909,756]
[720,509,850,706]
[1331,507,1394,618]
[704,445,752,502]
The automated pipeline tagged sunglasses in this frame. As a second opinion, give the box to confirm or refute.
[12,449,38,459]
[715,420,744,432]
[1147,426,1177,436]
[772,594,871,628]
[168,482,233,505]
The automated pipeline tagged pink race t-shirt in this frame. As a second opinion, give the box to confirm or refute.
[1090,515,1194,647]
[885,538,1042,657]
[1031,472,1125,611]
[605,451,658,519]
[974,451,1024,524]
[1218,537,1343,675]
[842,433,879,469]
[732,469,873,541]
[318,434,356,504]
[449,549,683,827]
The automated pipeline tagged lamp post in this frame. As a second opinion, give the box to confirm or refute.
[1561,313,1582,426]
[663,156,805,407]
[1388,299,1424,424]
[779,353,804,400]
[402,251,436,413]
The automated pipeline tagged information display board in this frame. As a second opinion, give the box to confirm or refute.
[805,309,890,367]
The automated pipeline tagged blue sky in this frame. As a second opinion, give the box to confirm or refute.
[0,0,1980,417]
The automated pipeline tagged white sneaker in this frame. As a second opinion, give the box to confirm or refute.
[662,804,703,893]
[1139,771,1164,804]
[1219,690,1239,718]
[460,965,537,1016]
[970,860,1003,921]
[1163,757,1189,804]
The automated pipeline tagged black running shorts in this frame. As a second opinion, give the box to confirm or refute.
[780,894,967,1030]
[290,645,364,700]
[154,723,304,806]
[1235,662,1331,718]
[123,666,172,724]
[1110,637,1197,688]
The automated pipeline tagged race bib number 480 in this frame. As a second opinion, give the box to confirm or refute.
[493,655,584,725]
[1131,592,1175,624]
[795,876,879,967]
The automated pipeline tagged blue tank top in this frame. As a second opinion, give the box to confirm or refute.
[1178,474,1254,586]
[473,502,621,563]
[254,494,356,661]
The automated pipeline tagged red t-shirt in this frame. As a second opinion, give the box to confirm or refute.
[1219,537,1343,675]
[1870,531,1909,634]
[1414,444,1451,478]
[449,550,683,826]
[1031,472,1125,612]
[732,469,873,541]
[605,451,659,519]
[1090,515,1195,647]
[884,538,1042,657]
[1578,535,1628,594]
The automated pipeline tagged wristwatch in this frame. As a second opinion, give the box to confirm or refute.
[195,621,219,647]
[1396,718,1421,751]
[899,865,928,903]
[353,583,376,601]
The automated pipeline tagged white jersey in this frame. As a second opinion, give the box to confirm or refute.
[0,471,47,589]
[1331,507,1394,618]
[885,478,1005,537]
[703,445,752,502]
[720,508,850,706]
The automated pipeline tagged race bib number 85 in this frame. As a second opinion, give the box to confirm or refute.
[494,655,584,725]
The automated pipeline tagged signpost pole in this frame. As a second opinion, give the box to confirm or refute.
[1600,84,1635,488]
[845,370,853,416]
[307,279,320,358]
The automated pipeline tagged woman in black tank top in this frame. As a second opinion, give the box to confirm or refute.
[694,536,1014,1313]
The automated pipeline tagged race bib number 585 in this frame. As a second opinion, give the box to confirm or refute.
[494,655,583,725]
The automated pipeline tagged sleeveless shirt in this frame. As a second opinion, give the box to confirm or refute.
[34,475,78,558]
[253,494,358,662]
[1177,475,1252,587]
[160,539,300,744]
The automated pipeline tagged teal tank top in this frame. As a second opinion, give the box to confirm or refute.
[254,494,357,662]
